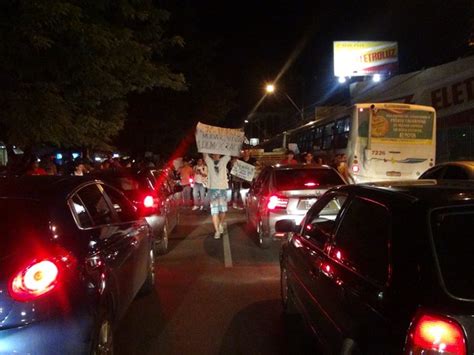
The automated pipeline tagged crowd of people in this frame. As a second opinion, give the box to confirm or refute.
[19,154,157,177]
[177,148,352,210]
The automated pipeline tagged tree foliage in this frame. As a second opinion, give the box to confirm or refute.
[119,8,237,156]
[0,0,185,149]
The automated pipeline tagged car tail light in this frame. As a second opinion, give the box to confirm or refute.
[352,164,360,174]
[406,313,466,355]
[9,259,60,301]
[143,195,154,208]
[267,195,288,210]
[304,182,319,187]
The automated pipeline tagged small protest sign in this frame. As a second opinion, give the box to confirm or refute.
[230,160,256,182]
[196,122,244,156]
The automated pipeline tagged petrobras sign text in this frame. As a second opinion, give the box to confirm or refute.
[334,41,398,77]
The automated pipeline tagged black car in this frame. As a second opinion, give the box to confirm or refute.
[0,176,154,354]
[278,180,474,354]
[420,161,474,180]
[92,167,182,255]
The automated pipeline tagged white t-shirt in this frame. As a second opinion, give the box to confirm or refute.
[204,154,230,190]
[193,164,208,185]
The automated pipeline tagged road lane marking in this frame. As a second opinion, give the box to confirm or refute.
[222,223,233,268]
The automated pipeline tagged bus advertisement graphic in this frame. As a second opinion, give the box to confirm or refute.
[370,109,434,145]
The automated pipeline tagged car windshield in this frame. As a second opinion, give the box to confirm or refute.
[431,206,474,299]
[0,198,47,258]
[274,169,344,191]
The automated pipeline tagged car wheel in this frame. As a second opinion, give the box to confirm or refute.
[281,263,298,315]
[91,311,114,355]
[155,221,169,255]
[258,220,271,249]
[139,248,155,295]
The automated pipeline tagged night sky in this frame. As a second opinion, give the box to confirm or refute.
[166,0,472,123]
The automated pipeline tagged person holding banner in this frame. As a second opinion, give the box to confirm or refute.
[204,153,231,239]
[231,148,256,209]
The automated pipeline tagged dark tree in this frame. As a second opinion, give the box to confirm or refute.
[0,0,185,149]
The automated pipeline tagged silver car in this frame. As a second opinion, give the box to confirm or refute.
[246,164,347,248]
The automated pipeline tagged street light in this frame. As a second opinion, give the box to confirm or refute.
[265,84,275,93]
[265,83,304,120]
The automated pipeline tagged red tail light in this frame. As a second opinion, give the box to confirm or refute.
[9,259,60,301]
[267,195,289,210]
[406,313,466,355]
[304,182,319,187]
[352,164,360,174]
[143,195,154,208]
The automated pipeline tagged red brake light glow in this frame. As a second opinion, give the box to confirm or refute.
[406,314,466,355]
[143,195,154,208]
[267,195,288,210]
[352,164,360,174]
[304,182,319,187]
[9,259,59,301]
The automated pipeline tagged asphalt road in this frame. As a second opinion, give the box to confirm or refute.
[115,208,315,355]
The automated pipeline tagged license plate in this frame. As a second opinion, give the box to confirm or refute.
[298,198,317,210]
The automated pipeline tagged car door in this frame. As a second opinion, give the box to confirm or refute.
[73,183,140,316]
[285,193,348,347]
[101,184,151,298]
[317,196,391,352]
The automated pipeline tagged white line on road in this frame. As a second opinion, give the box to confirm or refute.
[222,223,233,268]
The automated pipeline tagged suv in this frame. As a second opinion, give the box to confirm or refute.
[278,180,474,354]
[246,164,346,248]
[92,167,181,254]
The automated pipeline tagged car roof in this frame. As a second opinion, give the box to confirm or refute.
[334,180,474,206]
[269,164,336,171]
[0,176,97,201]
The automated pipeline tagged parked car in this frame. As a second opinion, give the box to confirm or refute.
[0,176,155,354]
[246,164,346,248]
[92,167,182,255]
[419,160,474,180]
[278,180,474,354]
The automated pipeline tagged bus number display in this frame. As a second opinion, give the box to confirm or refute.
[372,150,386,156]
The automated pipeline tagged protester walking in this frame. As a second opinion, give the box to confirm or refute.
[302,152,315,165]
[192,157,208,211]
[179,158,194,207]
[204,153,231,239]
[280,150,298,165]
[231,147,257,209]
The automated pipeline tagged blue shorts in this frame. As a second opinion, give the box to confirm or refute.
[209,189,228,215]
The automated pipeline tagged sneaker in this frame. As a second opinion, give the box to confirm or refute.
[214,231,221,239]
[218,223,224,234]
[192,206,199,211]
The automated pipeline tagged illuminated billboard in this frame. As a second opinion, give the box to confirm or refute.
[334,41,398,77]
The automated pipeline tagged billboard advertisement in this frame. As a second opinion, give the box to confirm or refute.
[334,41,398,77]
[370,109,434,145]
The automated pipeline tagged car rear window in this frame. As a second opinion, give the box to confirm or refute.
[431,206,474,299]
[0,198,48,258]
[274,168,345,190]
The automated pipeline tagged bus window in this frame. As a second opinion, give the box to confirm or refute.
[322,123,335,150]
[334,117,351,149]
[358,110,370,137]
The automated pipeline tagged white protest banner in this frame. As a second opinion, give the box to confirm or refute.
[196,122,245,156]
[230,160,256,182]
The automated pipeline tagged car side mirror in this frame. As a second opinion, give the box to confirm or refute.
[173,185,183,193]
[275,219,298,233]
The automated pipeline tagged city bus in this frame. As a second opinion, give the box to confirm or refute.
[262,103,436,183]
